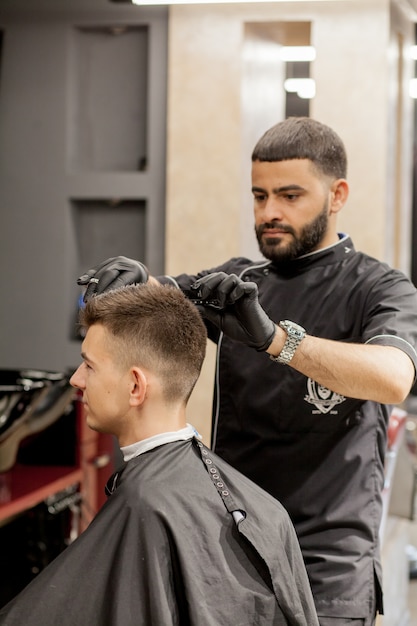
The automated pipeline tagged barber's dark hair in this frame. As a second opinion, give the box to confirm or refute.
[252,117,347,179]
[80,283,207,403]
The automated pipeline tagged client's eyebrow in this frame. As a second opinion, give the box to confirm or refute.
[81,351,93,365]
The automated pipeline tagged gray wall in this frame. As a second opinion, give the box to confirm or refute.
[0,0,168,371]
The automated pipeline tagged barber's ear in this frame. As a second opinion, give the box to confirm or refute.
[329,179,349,215]
[129,367,147,407]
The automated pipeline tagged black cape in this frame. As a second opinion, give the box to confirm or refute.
[0,439,318,625]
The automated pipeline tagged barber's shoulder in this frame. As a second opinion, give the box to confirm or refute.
[347,250,414,285]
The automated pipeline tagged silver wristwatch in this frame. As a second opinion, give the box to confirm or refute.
[270,320,306,365]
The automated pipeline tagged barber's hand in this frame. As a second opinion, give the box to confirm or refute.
[192,272,276,351]
[77,256,149,302]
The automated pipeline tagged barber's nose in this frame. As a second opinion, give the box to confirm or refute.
[262,197,284,222]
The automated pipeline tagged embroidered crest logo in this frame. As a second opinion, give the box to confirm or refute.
[304,378,345,414]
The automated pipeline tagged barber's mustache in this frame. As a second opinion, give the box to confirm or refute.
[256,222,295,236]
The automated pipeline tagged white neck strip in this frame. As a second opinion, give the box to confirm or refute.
[121,423,201,462]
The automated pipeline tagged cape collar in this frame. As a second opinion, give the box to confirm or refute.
[105,424,202,496]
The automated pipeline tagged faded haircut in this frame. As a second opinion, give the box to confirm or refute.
[79,283,207,403]
[252,117,347,180]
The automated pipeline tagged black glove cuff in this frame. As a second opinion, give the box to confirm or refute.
[255,323,276,352]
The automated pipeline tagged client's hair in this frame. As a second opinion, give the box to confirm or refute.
[80,283,207,403]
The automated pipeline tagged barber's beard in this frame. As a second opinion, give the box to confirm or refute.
[255,201,329,263]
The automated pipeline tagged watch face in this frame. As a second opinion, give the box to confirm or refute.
[272,320,306,365]
[280,320,305,337]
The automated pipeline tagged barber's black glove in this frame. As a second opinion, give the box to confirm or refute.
[192,272,276,351]
[77,256,149,302]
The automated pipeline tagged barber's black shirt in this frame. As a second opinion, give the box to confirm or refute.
[160,235,417,619]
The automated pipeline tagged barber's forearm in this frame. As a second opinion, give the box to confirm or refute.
[267,328,415,404]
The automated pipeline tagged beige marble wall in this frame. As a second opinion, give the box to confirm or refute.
[165,0,416,442]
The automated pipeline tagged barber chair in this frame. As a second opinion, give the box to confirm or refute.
[0,369,75,473]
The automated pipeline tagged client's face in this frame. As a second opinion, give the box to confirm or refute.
[70,324,131,437]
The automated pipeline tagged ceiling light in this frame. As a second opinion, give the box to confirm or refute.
[279,46,316,62]
[409,78,417,98]
[133,0,325,4]
[284,78,315,99]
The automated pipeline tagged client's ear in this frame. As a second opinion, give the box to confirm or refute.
[129,367,147,407]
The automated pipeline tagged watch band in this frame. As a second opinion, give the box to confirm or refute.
[269,320,306,365]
